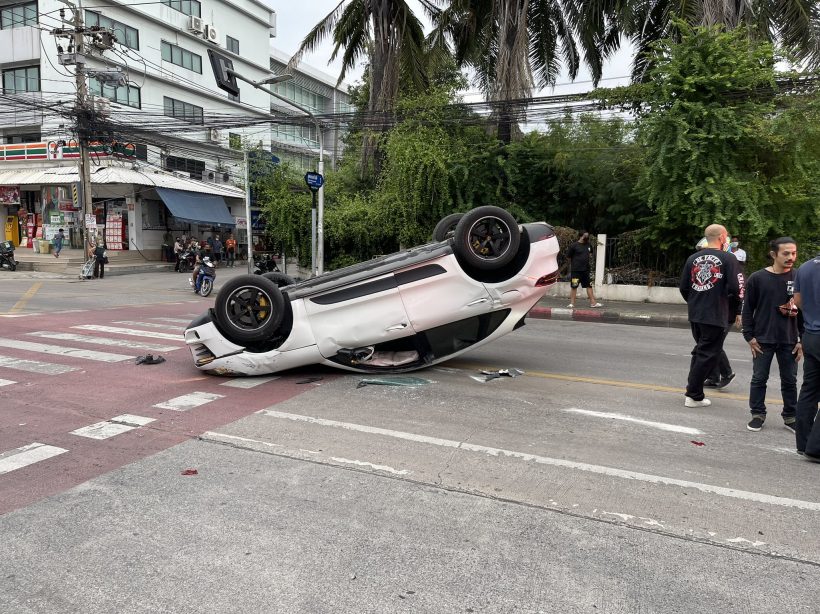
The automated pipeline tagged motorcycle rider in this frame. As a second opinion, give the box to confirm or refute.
[189,241,205,288]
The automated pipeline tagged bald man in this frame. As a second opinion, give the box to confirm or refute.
[679,224,744,407]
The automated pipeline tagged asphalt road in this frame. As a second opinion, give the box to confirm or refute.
[0,271,818,613]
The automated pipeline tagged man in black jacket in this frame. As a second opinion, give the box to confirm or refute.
[742,237,803,432]
[679,224,743,407]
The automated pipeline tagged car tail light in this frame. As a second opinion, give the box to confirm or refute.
[535,271,560,287]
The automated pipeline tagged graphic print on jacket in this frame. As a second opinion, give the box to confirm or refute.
[690,254,725,291]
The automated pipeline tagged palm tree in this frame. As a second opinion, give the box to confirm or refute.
[432,1,625,143]
[289,1,435,173]
[625,1,820,80]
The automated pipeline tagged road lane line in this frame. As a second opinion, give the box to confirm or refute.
[153,391,224,411]
[560,408,704,435]
[7,282,42,314]
[71,414,156,440]
[259,409,820,512]
[0,355,78,375]
[113,321,185,331]
[451,361,781,405]
[72,325,183,341]
[219,376,281,389]
[0,378,16,387]
[148,317,193,324]
[0,442,68,475]
[0,338,133,362]
[27,332,180,353]
[329,457,411,475]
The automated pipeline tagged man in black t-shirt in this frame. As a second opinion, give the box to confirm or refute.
[742,237,803,432]
[566,231,602,309]
[679,224,743,407]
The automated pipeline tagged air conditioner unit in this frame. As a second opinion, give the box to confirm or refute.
[188,16,204,33]
[205,25,219,43]
[207,128,220,143]
[202,168,232,184]
[172,170,192,179]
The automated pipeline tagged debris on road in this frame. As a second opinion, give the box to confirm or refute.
[470,368,525,383]
[690,440,706,447]
[180,468,198,475]
[135,354,165,365]
[296,376,323,384]
[356,376,430,389]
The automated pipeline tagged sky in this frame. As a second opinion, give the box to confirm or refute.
[268,0,635,96]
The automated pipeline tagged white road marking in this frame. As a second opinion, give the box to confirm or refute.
[0,338,133,362]
[0,378,16,387]
[149,317,193,324]
[0,355,78,375]
[71,414,156,440]
[27,331,180,353]
[330,457,411,475]
[53,309,88,314]
[73,325,182,341]
[561,408,704,435]
[727,537,767,547]
[260,409,820,512]
[0,442,68,475]
[154,391,223,411]
[219,376,281,389]
[113,321,185,331]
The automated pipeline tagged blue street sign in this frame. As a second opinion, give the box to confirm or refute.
[304,171,324,191]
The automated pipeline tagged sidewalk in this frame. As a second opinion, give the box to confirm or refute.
[532,294,690,329]
[13,247,174,276]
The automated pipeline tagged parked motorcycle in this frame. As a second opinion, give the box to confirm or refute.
[252,253,280,275]
[0,240,18,272]
[193,257,216,297]
[177,249,197,274]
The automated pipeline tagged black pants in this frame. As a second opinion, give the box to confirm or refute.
[796,332,820,455]
[709,328,732,380]
[749,343,798,420]
[93,259,104,279]
[686,322,726,401]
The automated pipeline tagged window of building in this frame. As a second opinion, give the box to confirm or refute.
[84,10,139,50]
[2,66,39,93]
[272,123,318,147]
[161,41,202,74]
[272,81,324,113]
[228,133,241,150]
[5,132,41,144]
[0,2,37,29]
[226,36,239,55]
[162,0,201,18]
[164,155,205,177]
[89,77,141,108]
[163,96,204,124]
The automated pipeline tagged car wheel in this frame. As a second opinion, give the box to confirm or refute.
[432,213,463,242]
[200,277,213,297]
[452,206,521,270]
[262,272,296,287]
[214,275,284,344]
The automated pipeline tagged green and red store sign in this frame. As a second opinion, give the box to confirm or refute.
[0,141,137,161]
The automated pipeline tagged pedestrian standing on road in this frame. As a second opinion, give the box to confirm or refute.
[173,237,183,272]
[93,242,107,279]
[742,238,803,432]
[225,233,237,268]
[213,235,223,267]
[732,236,747,273]
[794,251,820,461]
[679,224,742,408]
[705,241,745,389]
[162,228,173,263]
[53,228,65,259]
[566,231,602,309]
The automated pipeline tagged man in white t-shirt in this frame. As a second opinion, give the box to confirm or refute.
[732,236,747,271]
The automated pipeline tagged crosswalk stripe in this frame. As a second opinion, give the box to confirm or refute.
[0,378,16,387]
[27,332,181,353]
[219,376,281,389]
[72,325,182,341]
[0,442,68,475]
[113,321,185,331]
[71,414,156,440]
[0,338,133,362]
[0,355,78,374]
[153,391,224,411]
[148,317,193,324]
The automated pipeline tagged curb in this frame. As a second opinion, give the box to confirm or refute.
[528,306,690,329]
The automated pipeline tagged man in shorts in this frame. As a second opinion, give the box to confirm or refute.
[566,231,602,308]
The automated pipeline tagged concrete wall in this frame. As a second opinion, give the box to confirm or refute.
[545,282,686,304]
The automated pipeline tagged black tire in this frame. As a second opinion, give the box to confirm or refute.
[8,261,16,272]
[214,275,284,345]
[199,277,213,297]
[178,260,189,274]
[432,213,464,242]
[452,206,521,270]
[262,272,296,288]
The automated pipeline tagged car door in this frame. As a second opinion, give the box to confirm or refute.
[303,273,411,357]
[395,255,493,333]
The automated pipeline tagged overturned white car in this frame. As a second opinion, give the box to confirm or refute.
[184,206,560,375]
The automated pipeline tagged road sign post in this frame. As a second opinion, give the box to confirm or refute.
[304,172,324,277]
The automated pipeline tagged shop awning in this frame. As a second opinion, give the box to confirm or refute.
[155,188,236,226]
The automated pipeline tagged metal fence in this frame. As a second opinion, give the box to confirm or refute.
[604,234,681,287]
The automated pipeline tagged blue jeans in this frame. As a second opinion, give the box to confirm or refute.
[749,343,798,420]
[795,332,820,454]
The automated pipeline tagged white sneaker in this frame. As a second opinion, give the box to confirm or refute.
[684,396,711,408]
[567,303,574,308]
[590,302,603,308]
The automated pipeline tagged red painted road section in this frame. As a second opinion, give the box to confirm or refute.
[0,300,327,515]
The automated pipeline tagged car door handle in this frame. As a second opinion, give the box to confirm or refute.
[467,298,489,306]
[386,322,408,331]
